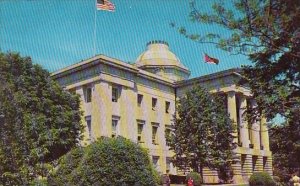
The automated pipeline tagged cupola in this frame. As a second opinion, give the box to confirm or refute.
[135,40,190,81]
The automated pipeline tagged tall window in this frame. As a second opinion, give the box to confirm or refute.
[137,120,145,142]
[137,94,143,106]
[259,126,263,149]
[165,101,170,113]
[241,154,246,175]
[86,87,92,103]
[166,157,171,171]
[236,96,241,145]
[152,156,159,169]
[165,126,171,145]
[152,98,157,110]
[263,156,267,171]
[252,156,258,171]
[112,86,119,102]
[151,122,159,144]
[85,116,92,140]
[247,99,253,145]
[248,128,253,148]
[112,116,120,137]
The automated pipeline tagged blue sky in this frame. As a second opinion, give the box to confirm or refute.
[1,0,251,77]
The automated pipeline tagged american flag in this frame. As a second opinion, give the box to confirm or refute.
[97,0,115,11]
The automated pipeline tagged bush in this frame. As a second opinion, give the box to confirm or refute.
[218,164,234,183]
[249,172,276,186]
[272,176,280,183]
[48,136,158,186]
[186,172,202,186]
[272,167,291,183]
[272,176,286,186]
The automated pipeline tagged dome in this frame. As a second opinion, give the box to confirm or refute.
[135,40,189,71]
[135,41,190,81]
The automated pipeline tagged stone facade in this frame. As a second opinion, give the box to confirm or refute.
[51,41,272,184]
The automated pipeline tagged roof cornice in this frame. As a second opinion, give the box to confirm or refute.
[175,68,242,87]
[51,55,175,87]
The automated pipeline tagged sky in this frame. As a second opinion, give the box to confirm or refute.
[1,0,252,78]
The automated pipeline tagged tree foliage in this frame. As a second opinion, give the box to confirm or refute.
[172,0,300,177]
[49,136,159,186]
[167,85,235,176]
[0,52,83,184]
[249,172,276,186]
[269,123,300,181]
[172,0,300,123]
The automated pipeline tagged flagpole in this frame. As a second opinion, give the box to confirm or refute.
[93,0,97,56]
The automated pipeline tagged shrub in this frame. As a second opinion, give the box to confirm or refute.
[186,172,202,186]
[272,176,286,186]
[272,176,280,183]
[218,164,234,183]
[48,136,158,186]
[249,172,276,186]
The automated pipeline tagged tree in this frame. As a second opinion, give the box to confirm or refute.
[167,85,235,177]
[172,0,300,123]
[49,136,159,186]
[269,122,300,182]
[172,0,300,176]
[0,52,84,185]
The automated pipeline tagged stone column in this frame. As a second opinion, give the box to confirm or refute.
[263,156,273,176]
[231,153,244,184]
[260,116,270,151]
[253,156,264,173]
[243,155,253,179]
[227,91,238,143]
[227,92,243,183]
[202,167,219,183]
[239,96,250,148]
[250,100,260,150]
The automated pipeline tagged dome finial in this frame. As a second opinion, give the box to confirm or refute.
[146,40,169,47]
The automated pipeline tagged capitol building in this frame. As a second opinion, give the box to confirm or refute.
[51,41,273,184]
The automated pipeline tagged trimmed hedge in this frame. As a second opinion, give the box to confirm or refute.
[186,172,202,186]
[249,172,276,186]
[48,136,158,186]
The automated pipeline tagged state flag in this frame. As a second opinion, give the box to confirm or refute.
[204,53,219,65]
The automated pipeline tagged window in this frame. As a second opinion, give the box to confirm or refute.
[151,122,159,144]
[166,157,171,171]
[85,116,92,140]
[252,156,258,171]
[86,87,92,103]
[165,101,170,113]
[263,157,267,171]
[165,127,171,145]
[152,126,158,144]
[112,86,119,102]
[241,154,246,174]
[249,128,253,147]
[137,94,143,106]
[152,156,159,168]
[112,116,120,138]
[137,120,145,142]
[152,98,157,110]
[236,96,241,144]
